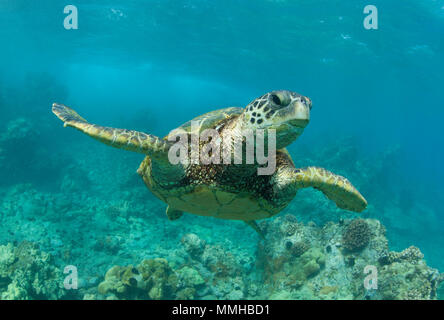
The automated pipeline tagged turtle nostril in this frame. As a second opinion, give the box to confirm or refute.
[306,98,312,110]
[300,97,312,110]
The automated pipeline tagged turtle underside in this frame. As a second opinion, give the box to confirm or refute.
[137,152,294,221]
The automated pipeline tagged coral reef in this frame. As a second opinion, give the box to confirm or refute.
[88,217,443,300]
[376,246,442,300]
[90,233,257,300]
[97,258,180,300]
[258,215,443,300]
[0,241,70,300]
[0,214,441,300]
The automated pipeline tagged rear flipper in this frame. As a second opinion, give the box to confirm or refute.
[166,205,184,221]
[244,220,265,239]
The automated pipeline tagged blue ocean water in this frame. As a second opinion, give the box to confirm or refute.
[0,1,443,299]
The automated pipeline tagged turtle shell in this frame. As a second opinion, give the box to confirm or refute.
[166,107,243,137]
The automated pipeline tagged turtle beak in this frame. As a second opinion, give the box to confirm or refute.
[291,100,310,127]
[279,100,310,129]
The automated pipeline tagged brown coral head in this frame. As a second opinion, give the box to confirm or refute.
[286,241,310,257]
[342,219,371,252]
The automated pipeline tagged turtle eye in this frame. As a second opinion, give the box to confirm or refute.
[271,94,281,105]
[270,93,290,107]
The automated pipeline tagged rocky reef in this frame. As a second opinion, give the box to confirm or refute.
[86,233,257,300]
[96,258,179,299]
[0,241,75,300]
[76,216,442,300]
[0,216,442,300]
[258,215,443,300]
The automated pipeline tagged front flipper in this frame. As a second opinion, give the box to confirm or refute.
[285,166,367,212]
[52,103,172,160]
[166,205,183,221]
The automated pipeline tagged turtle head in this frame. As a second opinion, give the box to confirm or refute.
[241,90,312,149]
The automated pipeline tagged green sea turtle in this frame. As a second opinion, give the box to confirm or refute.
[52,90,367,236]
